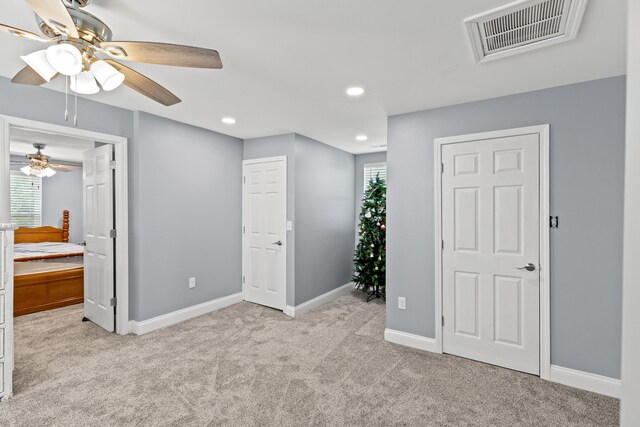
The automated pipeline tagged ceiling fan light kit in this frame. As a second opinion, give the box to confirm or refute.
[21,164,56,177]
[3,0,223,117]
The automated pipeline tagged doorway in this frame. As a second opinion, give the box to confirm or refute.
[242,156,287,311]
[434,125,550,378]
[0,115,129,399]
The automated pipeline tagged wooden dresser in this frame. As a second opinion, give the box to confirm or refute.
[0,224,16,401]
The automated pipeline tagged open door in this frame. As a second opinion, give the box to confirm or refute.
[83,145,115,332]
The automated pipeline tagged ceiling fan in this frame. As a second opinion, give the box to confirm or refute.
[11,143,82,177]
[1,0,223,106]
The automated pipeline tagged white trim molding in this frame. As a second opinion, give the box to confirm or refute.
[433,124,551,378]
[549,365,622,398]
[284,282,354,317]
[384,329,439,353]
[129,292,243,335]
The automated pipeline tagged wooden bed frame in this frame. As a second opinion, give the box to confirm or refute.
[14,210,84,316]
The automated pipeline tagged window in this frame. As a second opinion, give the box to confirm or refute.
[364,162,387,191]
[10,170,42,227]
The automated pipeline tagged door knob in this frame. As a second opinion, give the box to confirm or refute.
[271,240,283,246]
[516,263,536,272]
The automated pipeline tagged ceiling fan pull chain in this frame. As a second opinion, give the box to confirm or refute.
[74,75,78,126]
[64,75,69,122]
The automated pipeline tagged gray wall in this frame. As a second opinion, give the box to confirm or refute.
[243,134,297,306]
[243,133,356,307]
[132,112,243,320]
[386,76,626,379]
[294,134,355,305]
[42,169,83,243]
[355,152,387,236]
[0,77,245,322]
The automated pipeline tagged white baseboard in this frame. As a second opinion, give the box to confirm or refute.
[549,365,621,398]
[284,282,354,317]
[129,292,243,335]
[384,328,440,353]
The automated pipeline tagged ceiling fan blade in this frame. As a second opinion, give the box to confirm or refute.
[24,0,79,38]
[11,65,50,85]
[0,22,49,42]
[100,41,222,69]
[104,60,181,106]
[50,165,80,172]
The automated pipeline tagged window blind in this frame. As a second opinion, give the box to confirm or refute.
[10,170,42,227]
[364,162,387,191]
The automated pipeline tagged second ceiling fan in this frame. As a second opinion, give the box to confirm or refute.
[1,0,223,106]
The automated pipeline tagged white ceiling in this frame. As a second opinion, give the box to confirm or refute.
[0,0,627,154]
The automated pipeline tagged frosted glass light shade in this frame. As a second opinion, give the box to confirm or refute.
[20,50,57,82]
[42,167,56,177]
[70,71,100,94]
[20,165,32,176]
[91,60,124,91]
[46,43,82,76]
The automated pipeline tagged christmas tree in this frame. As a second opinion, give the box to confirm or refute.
[353,174,386,301]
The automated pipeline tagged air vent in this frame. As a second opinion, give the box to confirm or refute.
[465,0,588,63]
[369,144,387,149]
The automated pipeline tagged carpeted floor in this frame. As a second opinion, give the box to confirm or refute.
[1,291,619,426]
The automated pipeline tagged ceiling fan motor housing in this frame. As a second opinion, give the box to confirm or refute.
[36,5,112,43]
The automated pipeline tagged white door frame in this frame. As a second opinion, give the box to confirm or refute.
[0,115,130,335]
[434,124,550,379]
[241,155,288,311]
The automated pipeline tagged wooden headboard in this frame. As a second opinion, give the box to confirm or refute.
[15,210,70,244]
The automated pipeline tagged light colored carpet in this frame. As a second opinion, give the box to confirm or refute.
[1,291,618,426]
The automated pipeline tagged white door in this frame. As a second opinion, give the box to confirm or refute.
[83,145,115,332]
[243,157,287,310]
[441,134,540,374]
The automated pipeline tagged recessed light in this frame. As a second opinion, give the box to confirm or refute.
[222,117,236,125]
[356,134,368,142]
[346,86,365,97]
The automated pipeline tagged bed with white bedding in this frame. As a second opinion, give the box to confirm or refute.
[14,242,85,262]
[13,210,84,316]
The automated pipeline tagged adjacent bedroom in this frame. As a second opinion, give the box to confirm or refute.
[9,129,86,317]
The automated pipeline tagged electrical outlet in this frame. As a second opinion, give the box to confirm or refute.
[287,221,293,231]
[398,297,406,310]
[189,277,196,289]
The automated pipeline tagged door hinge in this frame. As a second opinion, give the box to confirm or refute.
[109,229,117,238]
[242,226,245,234]
[441,162,444,174]
[243,176,246,184]
[242,275,245,284]
[442,315,445,326]
[109,160,116,170]
[441,240,444,250]
[109,297,117,307]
